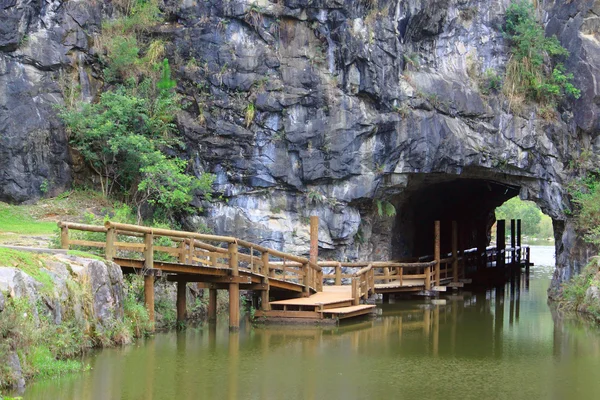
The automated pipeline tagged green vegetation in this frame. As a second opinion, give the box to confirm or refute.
[59,0,214,223]
[0,249,54,294]
[0,249,153,390]
[495,197,553,240]
[375,200,397,218]
[560,258,600,321]
[503,0,580,106]
[0,296,89,389]
[568,173,600,247]
[0,203,56,235]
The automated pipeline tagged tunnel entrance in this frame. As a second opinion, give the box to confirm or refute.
[391,174,520,259]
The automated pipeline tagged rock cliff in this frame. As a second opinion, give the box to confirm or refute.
[1,0,599,294]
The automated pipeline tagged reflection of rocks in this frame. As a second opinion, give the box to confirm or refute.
[3,0,600,290]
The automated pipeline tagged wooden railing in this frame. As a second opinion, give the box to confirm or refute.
[351,264,375,305]
[57,221,323,293]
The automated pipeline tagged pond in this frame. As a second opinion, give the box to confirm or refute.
[20,246,600,399]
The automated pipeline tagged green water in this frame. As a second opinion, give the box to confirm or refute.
[20,246,600,399]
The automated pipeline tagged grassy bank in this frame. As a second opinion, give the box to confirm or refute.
[558,258,600,321]
[0,248,153,393]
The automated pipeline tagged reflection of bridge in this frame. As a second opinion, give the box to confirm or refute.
[58,217,531,329]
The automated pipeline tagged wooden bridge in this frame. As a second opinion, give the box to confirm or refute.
[58,218,530,329]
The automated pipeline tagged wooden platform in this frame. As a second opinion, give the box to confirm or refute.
[257,286,375,322]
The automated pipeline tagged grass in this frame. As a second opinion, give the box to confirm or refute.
[0,203,57,235]
[0,248,54,293]
[25,346,88,380]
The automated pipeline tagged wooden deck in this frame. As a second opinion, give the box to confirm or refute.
[57,218,532,328]
[256,286,375,321]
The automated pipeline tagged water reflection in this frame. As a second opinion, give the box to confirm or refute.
[19,247,600,400]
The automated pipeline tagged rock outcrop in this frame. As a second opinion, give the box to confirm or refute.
[1,0,600,293]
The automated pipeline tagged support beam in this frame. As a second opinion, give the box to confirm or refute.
[144,232,154,269]
[60,226,69,249]
[510,219,516,266]
[106,227,116,261]
[229,283,240,330]
[208,288,217,322]
[228,242,240,330]
[144,275,155,331]
[477,222,487,271]
[517,219,522,263]
[496,220,506,269]
[177,280,187,327]
[452,221,458,283]
[261,251,270,311]
[434,221,440,287]
[310,216,319,264]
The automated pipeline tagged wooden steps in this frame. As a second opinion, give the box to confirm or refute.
[259,286,375,322]
[321,305,376,319]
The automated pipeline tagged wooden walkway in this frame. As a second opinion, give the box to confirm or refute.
[57,218,531,329]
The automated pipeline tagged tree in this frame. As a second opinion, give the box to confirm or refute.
[495,197,542,236]
[60,59,214,221]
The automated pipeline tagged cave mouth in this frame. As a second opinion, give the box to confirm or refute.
[391,174,520,259]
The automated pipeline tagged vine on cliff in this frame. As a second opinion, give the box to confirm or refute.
[503,0,580,108]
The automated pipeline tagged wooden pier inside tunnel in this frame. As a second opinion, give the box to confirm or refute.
[390,176,521,262]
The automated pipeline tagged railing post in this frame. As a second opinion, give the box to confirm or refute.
[178,239,187,263]
[510,219,516,266]
[434,220,440,287]
[144,233,154,270]
[261,251,270,276]
[425,265,431,289]
[335,262,342,285]
[105,227,116,261]
[228,242,240,330]
[310,216,319,264]
[496,220,505,269]
[351,278,359,306]
[452,221,458,283]
[517,219,522,264]
[303,262,310,296]
[60,225,69,250]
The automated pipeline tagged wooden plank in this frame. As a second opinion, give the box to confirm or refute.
[105,221,237,243]
[69,239,106,248]
[254,310,322,319]
[446,282,464,288]
[432,286,447,292]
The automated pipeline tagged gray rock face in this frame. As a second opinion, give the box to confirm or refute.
[87,259,124,325]
[3,0,600,293]
[6,351,26,390]
[0,289,5,312]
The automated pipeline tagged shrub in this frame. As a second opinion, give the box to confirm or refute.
[568,173,600,247]
[503,1,580,104]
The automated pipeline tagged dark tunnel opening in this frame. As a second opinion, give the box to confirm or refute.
[391,175,520,259]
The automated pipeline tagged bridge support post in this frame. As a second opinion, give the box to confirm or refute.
[496,220,506,269]
[452,221,458,283]
[261,251,270,311]
[310,216,319,264]
[434,220,440,287]
[208,289,218,322]
[517,219,522,264]
[177,280,187,328]
[144,274,155,331]
[510,219,516,267]
[477,222,487,271]
[229,242,240,330]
